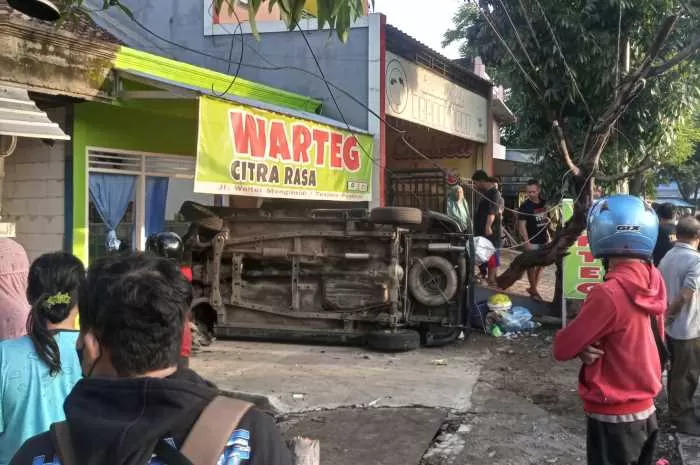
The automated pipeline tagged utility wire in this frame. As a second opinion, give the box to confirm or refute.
[211,4,244,97]
[531,0,595,121]
[124,8,573,219]
[295,22,570,221]
[478,8,545,101]
[495,0,539,74]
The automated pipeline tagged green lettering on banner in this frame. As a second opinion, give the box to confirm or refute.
[194,96,374,201]
[561,199,604,300]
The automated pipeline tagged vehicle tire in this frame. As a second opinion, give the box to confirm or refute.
[408,256,459,306]
[180,201,225,232]
[367,328,420,352]
[369,207,423,226]
[191,320,215,348]
[421,324,464,347]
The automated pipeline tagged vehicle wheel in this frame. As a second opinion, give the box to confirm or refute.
[408,256,459,306]
[421,324,464,347]
[180,201,225,232]
[367,328,420,352]
[191,320,215,348]
[369,207,423,226]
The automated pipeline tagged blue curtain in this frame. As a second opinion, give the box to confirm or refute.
[89,173,136,252]
[146,177,169,238]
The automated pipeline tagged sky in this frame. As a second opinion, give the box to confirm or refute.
[373,0,463,59]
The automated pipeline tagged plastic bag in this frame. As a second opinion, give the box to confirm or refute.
[487,293,512,312]
[499,306,535,332]
[474,236,496,265]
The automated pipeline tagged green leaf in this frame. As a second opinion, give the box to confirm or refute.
[112,1,134,20]
[247,1,261,40]
[317,0,332,28]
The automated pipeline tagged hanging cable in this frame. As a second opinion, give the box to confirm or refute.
[531,0,595,121]
[123,6,575,218]
[211,2,245,97]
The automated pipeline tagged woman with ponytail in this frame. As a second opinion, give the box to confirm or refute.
[0,252,84,464]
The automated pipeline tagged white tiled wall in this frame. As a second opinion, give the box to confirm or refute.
[1,107,67,262]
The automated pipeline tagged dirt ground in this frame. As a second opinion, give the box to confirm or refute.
[464,329,680,465]
[194,326,681,464]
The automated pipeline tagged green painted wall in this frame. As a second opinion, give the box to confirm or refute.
[72,101,197,264]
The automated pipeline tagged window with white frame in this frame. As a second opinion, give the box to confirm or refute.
[87,148,223,263]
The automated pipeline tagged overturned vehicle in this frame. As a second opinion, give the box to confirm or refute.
[181,201,474,351]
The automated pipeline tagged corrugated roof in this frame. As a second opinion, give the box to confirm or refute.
[0,84,70,140]
[0,0,121,43]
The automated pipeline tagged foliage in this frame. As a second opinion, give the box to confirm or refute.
[214,0,370,41]
[444,0,700,288]
[658,113,700,202]
[444,0,700,190]
[57,0,371,42]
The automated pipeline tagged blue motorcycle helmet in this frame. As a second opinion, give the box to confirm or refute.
[587,195,659,260]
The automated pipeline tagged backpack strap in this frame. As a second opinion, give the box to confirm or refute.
[179,396,253,465]
[50,422,76,465]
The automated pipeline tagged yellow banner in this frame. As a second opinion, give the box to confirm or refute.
[195,96,374,201]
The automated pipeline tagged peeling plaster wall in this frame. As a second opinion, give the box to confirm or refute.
[2,107,68,262]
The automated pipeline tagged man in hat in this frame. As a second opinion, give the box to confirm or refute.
[472,170,502,286]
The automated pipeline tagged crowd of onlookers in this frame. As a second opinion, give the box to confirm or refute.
[448,169,552,302]
[4,178,700,465]
[0,238,293,465]
[455,170,700,461]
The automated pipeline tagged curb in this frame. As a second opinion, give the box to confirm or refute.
[218,389,287,416]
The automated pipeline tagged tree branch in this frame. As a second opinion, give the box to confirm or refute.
[552,120,580,176]
[595,156,655,182]
[495,15,694,291]
[649,35,700,77]
[496,170,593,289]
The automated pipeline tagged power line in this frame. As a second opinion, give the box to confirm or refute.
[211,4,244,97]
[295,19,571,222]
[123,8,570,219]
[531,0,595,121]
[478,7,545,101]
[495,0,539,74]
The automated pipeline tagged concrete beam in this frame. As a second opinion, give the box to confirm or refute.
[0,18,118,101]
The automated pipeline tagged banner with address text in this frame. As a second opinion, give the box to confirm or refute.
[195,96,374,201]
[562,199,604,300]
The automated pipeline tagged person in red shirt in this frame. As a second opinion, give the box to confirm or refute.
[145,232,193,369]
[553,195,666,465]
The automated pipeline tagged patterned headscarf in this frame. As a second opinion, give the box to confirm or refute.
[0,239,30,340]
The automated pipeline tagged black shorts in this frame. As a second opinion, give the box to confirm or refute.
[586,414,658,465]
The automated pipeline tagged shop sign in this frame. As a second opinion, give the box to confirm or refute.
[385,52,488,144]
[561,199,603,300]
[195,96,374,201]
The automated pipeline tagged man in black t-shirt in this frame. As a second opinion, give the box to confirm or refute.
[472,170,502,286]
[653,202,677,265]
[518,179,550,302]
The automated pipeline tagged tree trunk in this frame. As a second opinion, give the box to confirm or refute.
[497,168,594,289]
[550,257,564,316]
[628,174,644,196]
[495,14,690,290]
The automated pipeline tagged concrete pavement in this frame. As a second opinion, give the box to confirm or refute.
[279,407,447,465]
[190,339,489,414]
[190,336,593,465]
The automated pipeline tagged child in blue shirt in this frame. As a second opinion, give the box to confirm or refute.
[0,252,85,464]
